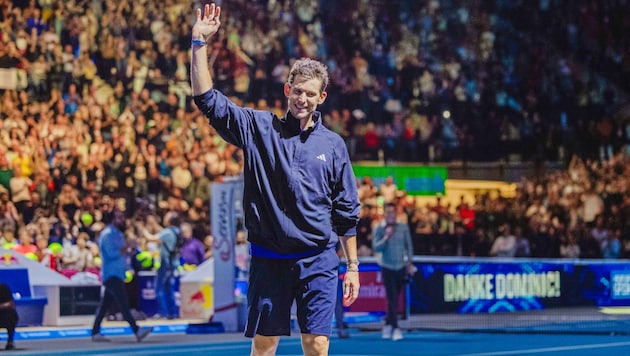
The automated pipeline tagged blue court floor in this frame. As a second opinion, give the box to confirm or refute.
[6,328,630,355]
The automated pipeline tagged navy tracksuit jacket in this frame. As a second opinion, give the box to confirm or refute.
[194,89,360,257]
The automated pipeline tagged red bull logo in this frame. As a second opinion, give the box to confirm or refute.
[190,290,204,302]
[0,253,19,266]
[189,284,213,308]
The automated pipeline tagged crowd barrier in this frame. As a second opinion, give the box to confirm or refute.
[350,256,630,316]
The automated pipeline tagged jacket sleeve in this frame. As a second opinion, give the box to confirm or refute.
[403,224,414,262]
[331,140,360,237]
[159,229,176,253]
[100,229,123,260]
[372,224,386,252]
[193,89,260,149]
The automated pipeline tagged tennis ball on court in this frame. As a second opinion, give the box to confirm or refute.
[48,242,63,254]
[24,252,38,261]
[136,251,153,268]
[81,212,94,226]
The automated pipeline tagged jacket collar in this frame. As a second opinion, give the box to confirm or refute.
[280,111,322,140]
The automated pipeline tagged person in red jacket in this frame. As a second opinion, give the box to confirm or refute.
[35,235,58,271]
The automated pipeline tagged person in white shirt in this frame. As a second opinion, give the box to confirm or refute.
[560,230,581,259]
[490,223,516,257]
[62,232,93,272]
[378,176,398,204]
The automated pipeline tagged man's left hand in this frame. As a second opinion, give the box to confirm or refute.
[343,271,360,307]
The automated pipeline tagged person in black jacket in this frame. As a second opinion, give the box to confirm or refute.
[0,282,18,350]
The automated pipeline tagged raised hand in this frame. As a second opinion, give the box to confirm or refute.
[192,3,221,42]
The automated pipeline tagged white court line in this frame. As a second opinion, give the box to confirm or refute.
[457,341,630,356]
[126,344,252,356]
[125,340,304,355]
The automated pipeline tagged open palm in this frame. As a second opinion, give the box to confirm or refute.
[193,3,221,42]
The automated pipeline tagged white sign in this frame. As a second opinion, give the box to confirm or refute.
[210,181,240,331]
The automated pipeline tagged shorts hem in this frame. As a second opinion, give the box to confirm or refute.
[245,330,292,338]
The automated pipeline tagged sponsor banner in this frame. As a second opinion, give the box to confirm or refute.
[137,271,159,317]
[180,282,213,319]
[10,324,188,340]
[211,180,241,331]
[406,257,630,314]
[342,264,405,316]
[352,165,446,196]
[611,271,630,299]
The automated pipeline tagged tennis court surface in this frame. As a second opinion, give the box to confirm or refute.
[5,308,630,355]
[7,329,630,356]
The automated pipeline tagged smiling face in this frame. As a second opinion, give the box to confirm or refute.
[284,75,327,122]
[283,58,329,123]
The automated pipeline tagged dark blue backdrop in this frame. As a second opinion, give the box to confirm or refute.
[406,257,630,314]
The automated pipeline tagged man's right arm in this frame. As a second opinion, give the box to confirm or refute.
[100,230,124,259]
[190,3,250,150]
[191,4,221,96]
[372,225,386,252]
[191,40,212,96]
[99,232,113,259]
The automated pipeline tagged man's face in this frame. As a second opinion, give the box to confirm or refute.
[284,75,327,121]
[384,206,397,225]
[112,211,126,230]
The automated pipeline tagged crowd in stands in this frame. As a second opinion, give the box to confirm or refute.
[0,0,629,280]
[355,151,630,260]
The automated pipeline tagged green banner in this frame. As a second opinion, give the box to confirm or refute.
[352,165,447,196]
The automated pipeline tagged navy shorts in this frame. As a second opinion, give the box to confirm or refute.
[244,247,338,337]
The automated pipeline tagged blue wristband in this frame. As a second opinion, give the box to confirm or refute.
[191,38,207,47]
